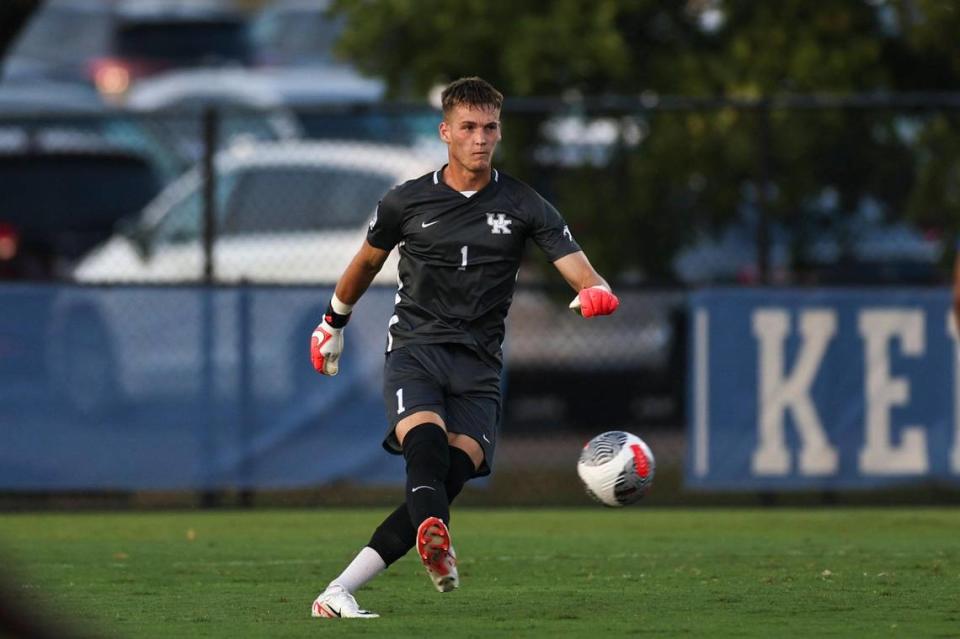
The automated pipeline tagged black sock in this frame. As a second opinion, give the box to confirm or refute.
[402,423,450,528]
[367,504,415,567]
[445,446,477,503]
[369,446,476,566]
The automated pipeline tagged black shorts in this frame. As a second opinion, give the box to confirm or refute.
[382,343,502,477]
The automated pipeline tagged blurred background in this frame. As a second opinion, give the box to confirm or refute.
[1,0,958,509]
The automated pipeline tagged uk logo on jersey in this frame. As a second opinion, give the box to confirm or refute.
[486,212,512,234]
[563,225,573,242]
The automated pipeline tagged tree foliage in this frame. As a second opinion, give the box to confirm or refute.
[331,0,960,282]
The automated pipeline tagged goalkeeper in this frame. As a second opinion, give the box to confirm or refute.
[309,76,619,619]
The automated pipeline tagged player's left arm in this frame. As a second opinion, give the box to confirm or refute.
[553,251,619,318]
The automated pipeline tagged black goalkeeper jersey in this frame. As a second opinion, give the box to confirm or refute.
[366,166,581,367]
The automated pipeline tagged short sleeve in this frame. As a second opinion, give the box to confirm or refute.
[532,195,581,262]
[366,188,404,251]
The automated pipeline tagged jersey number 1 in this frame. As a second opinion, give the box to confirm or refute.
[459,245,468,270]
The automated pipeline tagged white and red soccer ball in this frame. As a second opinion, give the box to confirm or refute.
[577,431,655,507]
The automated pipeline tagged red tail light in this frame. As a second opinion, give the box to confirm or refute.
[87,57,135,96]
[0,223,18,261]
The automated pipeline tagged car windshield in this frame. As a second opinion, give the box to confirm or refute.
[116,20,250,65]
[0,154,159,234]
[251,9,343,64]
[9,6,111,62]
[221,166,395,235]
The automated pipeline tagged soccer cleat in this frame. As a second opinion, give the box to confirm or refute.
[311,585,379,619]
[416,516,459,592]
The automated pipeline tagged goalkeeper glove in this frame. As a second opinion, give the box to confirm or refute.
[311,301,351,376]
[569,285,619,318]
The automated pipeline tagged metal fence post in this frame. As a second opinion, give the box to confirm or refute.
[202,107,217,282]
[756,99,772,285]
[237,281,254,507]
[200,107,219,507]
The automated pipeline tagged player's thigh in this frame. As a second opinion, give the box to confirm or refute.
[383,347,447,450]
[445,394,500,475]
[444,347,501,475]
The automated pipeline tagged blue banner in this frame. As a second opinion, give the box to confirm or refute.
[0,284,404,490]
[686,288,958,490]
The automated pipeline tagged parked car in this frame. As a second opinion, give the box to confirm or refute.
[2,0,250,101]
[121,65,446,165]
[73,140,436,284]
[250,0,357,71]
[0,77,189,181]
[54,140,434,414]
[121,68,308,165]
[0,80,106,114]
[128,64,385,109]
[0,128,163,279]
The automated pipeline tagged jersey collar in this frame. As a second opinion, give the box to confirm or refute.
[433,166,499,187]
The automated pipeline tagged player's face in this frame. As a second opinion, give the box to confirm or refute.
[439,104,501,174]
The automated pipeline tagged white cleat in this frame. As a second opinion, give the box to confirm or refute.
[416,516,459,593]
[311,585,379,619]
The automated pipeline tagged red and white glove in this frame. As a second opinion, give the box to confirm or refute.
[569,285,619,318]
[311,319,343,376]
[311,296,352,376]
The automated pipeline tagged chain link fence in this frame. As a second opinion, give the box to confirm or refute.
[1,96,958,505]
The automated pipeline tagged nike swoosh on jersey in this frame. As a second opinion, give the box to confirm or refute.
[411,485,436,492]
[421,220,440,228]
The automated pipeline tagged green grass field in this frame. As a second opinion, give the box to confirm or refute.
[1,508,958,638]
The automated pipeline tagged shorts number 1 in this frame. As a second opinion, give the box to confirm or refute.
[396,387,406,413]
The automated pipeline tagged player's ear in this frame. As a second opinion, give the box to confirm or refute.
[439,120,451,144]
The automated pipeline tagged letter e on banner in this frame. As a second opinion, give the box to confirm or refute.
[858,310,928,475]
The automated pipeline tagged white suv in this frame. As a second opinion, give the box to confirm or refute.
[74,140,436,284]
[53,141,435,415]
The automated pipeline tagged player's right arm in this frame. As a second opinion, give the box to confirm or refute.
[312,187,404,376]
[334,240,392,306]
[311,240,391,376]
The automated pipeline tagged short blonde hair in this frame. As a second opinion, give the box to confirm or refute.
[440,77,503,116]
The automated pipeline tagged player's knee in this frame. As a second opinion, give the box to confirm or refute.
[447,432,484,469]
[445,446,476,502]
[401,423,450,477]
[395,411,445,444]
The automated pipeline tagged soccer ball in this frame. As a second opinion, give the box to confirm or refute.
[577,431,655,507]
